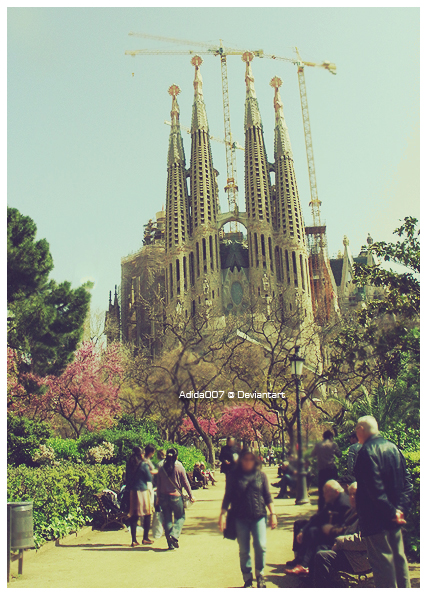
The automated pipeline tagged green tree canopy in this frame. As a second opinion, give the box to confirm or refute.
[7,207,91,375]
[7,207,53,304]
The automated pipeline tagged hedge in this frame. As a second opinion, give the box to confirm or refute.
[403,451,420,561]
[7,463,124,548]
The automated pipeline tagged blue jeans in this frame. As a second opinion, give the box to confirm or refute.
[159,494,185,541]
[235,517,267,581]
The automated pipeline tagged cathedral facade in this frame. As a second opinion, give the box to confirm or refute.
[105,53,330,349]
[163,52,313,326]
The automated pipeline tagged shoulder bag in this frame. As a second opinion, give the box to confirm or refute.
[159,465,193,509]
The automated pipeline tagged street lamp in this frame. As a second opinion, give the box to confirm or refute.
[278,404,285,460]
[290,346,309,505]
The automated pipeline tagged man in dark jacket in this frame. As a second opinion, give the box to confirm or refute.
[219,437,239,477]
[285,480,351,575]
[313,482,370,587]
[312,430,342,510]
[354,415,412,588]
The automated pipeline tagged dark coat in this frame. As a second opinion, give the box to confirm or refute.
[354,435,413,537]
[303,491,351,535]
[219,444,239,474]
[221,469,273,520]
[125,460,152,492]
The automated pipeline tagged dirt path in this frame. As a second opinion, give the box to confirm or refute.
[8,466,420,588]
[9,467,317,588]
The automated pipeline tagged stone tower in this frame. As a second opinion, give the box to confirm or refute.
[242,52,277,308]
[270,76,313,320]
[104,286,120,344]
[188,56,222,319]
[164,84,192,319]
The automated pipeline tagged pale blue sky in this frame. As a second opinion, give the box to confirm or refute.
[8,7,420,314]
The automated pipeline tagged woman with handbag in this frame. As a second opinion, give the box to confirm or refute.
[218,448,277,588]
[156,447,195,550]
[126,446,153,547]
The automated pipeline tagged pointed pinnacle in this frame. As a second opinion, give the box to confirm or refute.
[168,84,181,126]
[191,55,204,99]
[242,51,256,98]
[271,76,293,158]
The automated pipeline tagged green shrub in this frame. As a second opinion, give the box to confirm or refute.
[7,414,52,467]
[403,451,420,561]
[77,428,160,465]
[7,463,124,548]
[115,414,161,440]
[161,442,206,471]
[46,437,81,463]
[382,423,420,453]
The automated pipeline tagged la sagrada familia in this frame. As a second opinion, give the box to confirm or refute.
[105,52,380,352]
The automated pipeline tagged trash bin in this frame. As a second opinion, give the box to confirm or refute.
[8,502,34,549]
[7,502,34,582]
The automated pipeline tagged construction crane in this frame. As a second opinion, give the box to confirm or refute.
[126,35,338,319]
[126,32,264,232]
[247,43,338,323]
[164,120,244,151]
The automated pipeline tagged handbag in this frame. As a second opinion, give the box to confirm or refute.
[151,510,164,540]
[159,465,193,509]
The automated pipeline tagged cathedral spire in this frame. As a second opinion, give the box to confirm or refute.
[167,84,185,167]
[270,75,305,246]
[190,55,218,229]
[243,51,272,224]
[191,56,208,133]
[270,76,293,159]
[165,83,190,252]
[243,51,262,130]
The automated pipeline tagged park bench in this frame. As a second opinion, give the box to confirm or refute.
[94,493,128,531]
[186,472,204,490]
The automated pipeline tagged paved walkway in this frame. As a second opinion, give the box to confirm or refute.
[8,466,420,588]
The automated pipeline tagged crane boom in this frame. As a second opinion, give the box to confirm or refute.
[126,34,336,239]
[297,64,321,227]
[220,48,239,229]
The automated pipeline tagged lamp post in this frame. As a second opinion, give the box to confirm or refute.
[279,405,285,460]
[290,346,309,505]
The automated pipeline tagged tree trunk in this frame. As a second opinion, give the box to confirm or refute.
[182,403,215,465]
[286,424,295,456]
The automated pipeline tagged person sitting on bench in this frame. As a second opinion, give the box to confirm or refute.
[285,480,351,576]
[313,482,370,587]
[272,461,296,499]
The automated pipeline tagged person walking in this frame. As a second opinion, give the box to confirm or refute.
[219,436,239,482]
[125,446,153,547]
[354,415,413,588]
[156,447,194,550]
[218,448,277,588]
[312,430,342,510]
[144,443,157,509]
[347,432,362,476]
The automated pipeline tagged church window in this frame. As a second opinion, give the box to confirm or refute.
[254,233,259,267]
[300,254,305,290]
[196,242,200,277]
[183,256,187,291]
[292,251,298,287]
[189,252,195,286]
[176,259,181,295]
[209,236,214,270]
[268,237,273,272]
